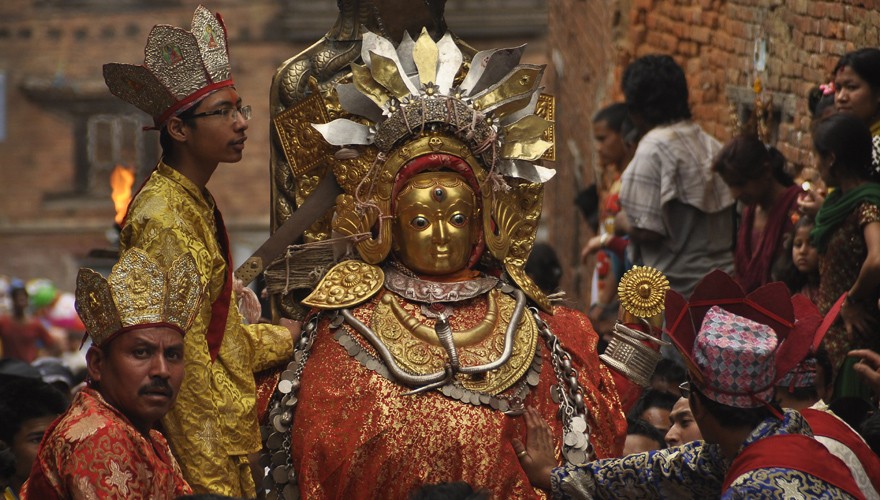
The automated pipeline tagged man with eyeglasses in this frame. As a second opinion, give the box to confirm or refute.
[514,271,864,499]
[102,6,300,497]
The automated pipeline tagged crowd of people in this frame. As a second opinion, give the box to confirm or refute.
[2,3,880,499]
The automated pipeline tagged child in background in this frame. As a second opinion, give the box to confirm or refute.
[776,216,820,304]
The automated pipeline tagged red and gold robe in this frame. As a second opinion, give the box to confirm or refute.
[21,387,191,499]
[277,289,626,499]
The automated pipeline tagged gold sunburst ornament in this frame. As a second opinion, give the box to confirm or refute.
[617,266,670,320]
[600,266,670,387]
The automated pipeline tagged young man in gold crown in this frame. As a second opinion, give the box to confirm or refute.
[102,6,299,496]
[20,247,199,499]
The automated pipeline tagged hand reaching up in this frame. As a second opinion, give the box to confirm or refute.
[511,407,558,491]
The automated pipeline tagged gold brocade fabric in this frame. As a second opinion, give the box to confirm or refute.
[119,163,294,495]
[20,388,192,499]
[290,296,626,499]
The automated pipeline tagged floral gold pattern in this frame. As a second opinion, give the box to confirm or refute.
[302,260,384,309]
[273,79,334,178]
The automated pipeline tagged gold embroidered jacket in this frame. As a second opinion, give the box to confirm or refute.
[119,163,294,494]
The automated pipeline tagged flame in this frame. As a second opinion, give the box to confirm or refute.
[110,165,135,226]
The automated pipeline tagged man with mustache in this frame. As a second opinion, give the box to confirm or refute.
[102,6,299,496]
[20,247,202,499]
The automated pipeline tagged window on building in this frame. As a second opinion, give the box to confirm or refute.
[84,114,144,197]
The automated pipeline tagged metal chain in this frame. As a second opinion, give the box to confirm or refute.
[529,307,594,464]
[261,314,321,500]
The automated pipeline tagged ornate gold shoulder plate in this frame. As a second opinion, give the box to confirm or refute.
[302,260,384,309]
[537,93,555,161]
[273,78,334,179]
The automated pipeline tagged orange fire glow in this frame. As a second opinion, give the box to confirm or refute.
[110,165,135,226]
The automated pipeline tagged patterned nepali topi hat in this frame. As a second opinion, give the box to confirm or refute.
[102,5,233,130]
[693,306,777,407]
[665,270,821,410]
[777,357,818,390]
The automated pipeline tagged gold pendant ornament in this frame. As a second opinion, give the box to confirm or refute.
[302,260,385,309]
[370,288,538,395]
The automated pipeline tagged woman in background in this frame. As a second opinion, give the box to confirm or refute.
[713,135,801,292]
[812,114,880,399]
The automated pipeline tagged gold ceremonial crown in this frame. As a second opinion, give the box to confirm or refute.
[75,248,204,347]
[301,29,556,310]
[103,5,233,129]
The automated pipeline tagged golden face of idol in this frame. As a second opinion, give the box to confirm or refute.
[393,171,478,276]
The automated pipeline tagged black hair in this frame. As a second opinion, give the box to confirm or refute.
[0,446,14,482]
[692,386,777,430]
[650,358,686,388]
[524,242,562,294]
[592,103,629,133]
[626,417,666,449]
[712,135,793,187]
[829,396,873,432]
[815,347,833,393]
[622,55,692,127]
[807,86,836,120]
[159,104,199,159]
[833,48,880,91]
[573,185,600,232]
[775,382,818,402]
[628,388,678,421]
[408,481,490,500]
[812,113,875,181]
[0,377,68,444]
[774,215,818,292]
[859,411,880,456]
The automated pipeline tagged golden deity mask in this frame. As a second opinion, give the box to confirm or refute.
[299,29,557,311]
[392,171,479,276]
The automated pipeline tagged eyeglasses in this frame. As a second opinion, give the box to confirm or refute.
[190,105,252,123]
[679,380,691,399]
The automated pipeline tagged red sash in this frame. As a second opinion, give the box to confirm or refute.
[206,207,232,362]
[802,408,880,493]
[723,434,865,499]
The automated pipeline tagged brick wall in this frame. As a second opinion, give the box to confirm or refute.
[545,0,880,306]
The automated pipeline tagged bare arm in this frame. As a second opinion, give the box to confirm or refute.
[841,221,880,337]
